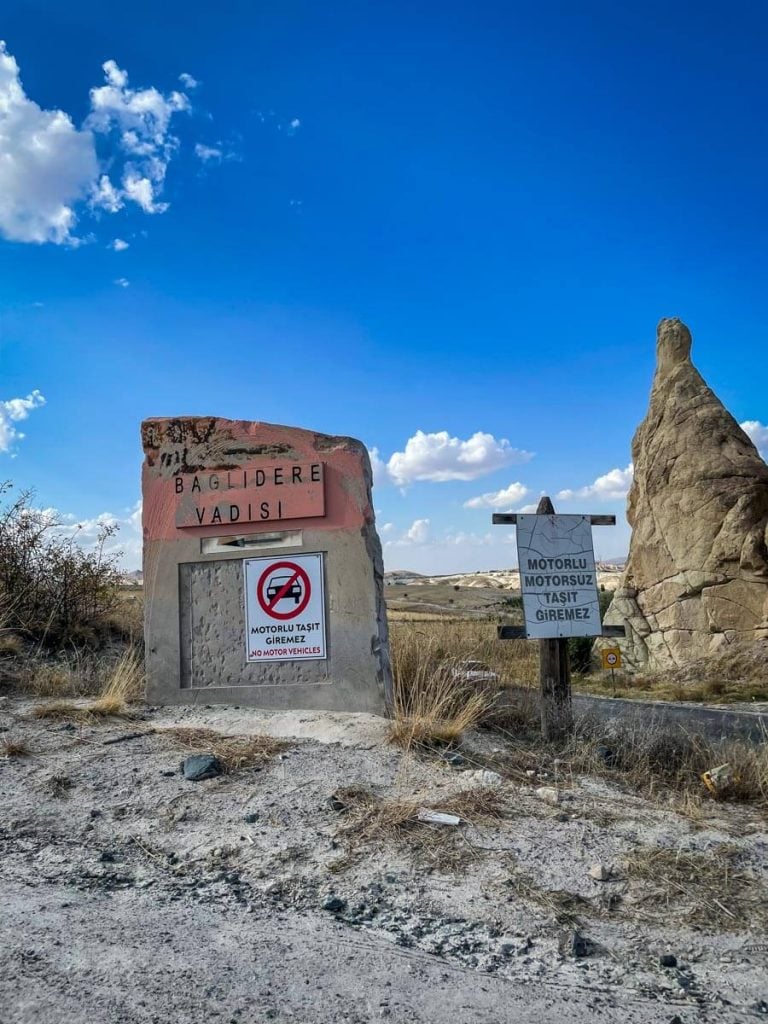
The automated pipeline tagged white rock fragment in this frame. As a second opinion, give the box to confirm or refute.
[462,769,503,787]
[589,863,610,881]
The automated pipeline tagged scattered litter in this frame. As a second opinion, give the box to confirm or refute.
[701,763,738,796]
[446,660,500,685]
[416,809,461,826]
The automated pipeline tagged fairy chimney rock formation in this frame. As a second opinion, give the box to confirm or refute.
[605,318,768,671]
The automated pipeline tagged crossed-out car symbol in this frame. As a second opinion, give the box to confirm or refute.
[266,573,303,604]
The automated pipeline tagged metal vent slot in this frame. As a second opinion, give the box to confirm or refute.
[201,531,303,555]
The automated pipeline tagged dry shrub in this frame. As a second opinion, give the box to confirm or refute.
[0,482,124,647]
[161,726,286,773]
[2,736,30,757]
[566,717,768,804]
[623,844,768,931]
[104,588,144,643]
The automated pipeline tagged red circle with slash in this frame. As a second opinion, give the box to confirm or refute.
[257,561,311,620]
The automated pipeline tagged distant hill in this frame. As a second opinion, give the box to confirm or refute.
[385,565,625,592]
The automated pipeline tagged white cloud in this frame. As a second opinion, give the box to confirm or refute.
[109,238,129,251]
[0,42,99,243]
[0,389,45,452]
[195,143,223,163]
[385,518,432,546]
[386,430,533,486]
[0,42,195,245]
[121,172,168,214]
[367,446,389,487]
[557,463,634,502]
[741,420,768,458]
[91,174,122,213]
[114,277,130,288]
[405,518,430,544]
[51,499,142,570]
[179,72,198,90]
[463,481,529,510]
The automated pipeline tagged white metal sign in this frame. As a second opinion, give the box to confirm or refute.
[244,552,327,662]
[515,515,601,639]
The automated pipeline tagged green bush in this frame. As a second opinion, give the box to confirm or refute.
[568,635,593,674]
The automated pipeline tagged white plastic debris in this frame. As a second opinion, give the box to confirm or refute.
[533,786,561,805]
[416,809,461,826]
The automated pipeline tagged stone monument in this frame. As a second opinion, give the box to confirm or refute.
[141,417,392,713]
[604,318,768,671]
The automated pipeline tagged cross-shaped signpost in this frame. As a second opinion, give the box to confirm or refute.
[493,495,625,742]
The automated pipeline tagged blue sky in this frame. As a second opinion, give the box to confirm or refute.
[1,0,767,572]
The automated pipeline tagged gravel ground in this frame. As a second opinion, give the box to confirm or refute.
[1,694,767,1023]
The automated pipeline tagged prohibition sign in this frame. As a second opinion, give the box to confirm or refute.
[257,560,311,620]
[606,652,618,666]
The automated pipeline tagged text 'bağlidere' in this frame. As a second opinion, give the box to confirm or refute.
[174,462,326,527]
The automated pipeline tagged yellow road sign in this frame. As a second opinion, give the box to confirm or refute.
[601,647,622,670]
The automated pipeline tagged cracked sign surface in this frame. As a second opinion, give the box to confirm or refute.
[515,514,602,639]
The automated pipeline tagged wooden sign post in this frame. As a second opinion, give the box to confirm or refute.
[492,495,624,742]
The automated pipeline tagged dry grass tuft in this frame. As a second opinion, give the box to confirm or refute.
[506,872,596,924]
[89,647,144,715]
[19,661,89,699]
[389,627,496,749]
[566,717,768,805]
[161,726,286,773]
[46,772,73,797]
[0,630,22,655]
[32,701,94,724]
[2,736,30,757]
[335,782,507,864]
[30,647,144,723]
[623,844,768,931]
